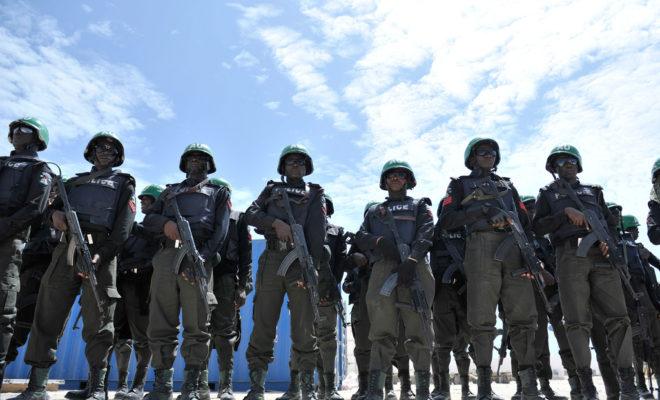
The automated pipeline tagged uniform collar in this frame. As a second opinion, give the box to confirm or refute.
[9,149,39,158]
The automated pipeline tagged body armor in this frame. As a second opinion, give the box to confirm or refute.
[163,183,220,242]
[459,174,516,233]
[0,156,43,216]
[365,197,420,248]
[67,170,128,232]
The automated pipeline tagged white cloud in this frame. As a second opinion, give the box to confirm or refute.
[0,4,174,154]
[227,3,282,31]
[88,20,113,38]
[255,73,268,83]
[81,4,93,13]
[264,101,280,110]
[233,50,260,67]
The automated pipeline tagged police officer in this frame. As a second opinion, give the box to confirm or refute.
[648,159,660,245]
[0,118,52,392]
[142,144,231,400]
[620,215,660,400]
[12,131,135,400]
[204,177,253,400]
[532,145,637,400]
[355,159,435,400]
[243,144,326,400]
[438,138,541,400]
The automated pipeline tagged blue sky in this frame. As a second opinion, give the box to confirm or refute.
[2,0,660,250]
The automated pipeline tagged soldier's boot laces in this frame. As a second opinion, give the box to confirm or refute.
[114,370,130,400]
[352,372,369,400]
[179,368,202,400]
[618,367,640,400]
[476,367,493,400]
[567,375,583,400]
[511,375,522,400]
[415,370,431,400]
[518,368,544,400]
[318,372,327,400]
[300,370,318,400]
[218,370,235,400]
[325,372,344,400]
[143,368,174,400]
[385,371,397,400]
[431,371,450,400]
[9,367,51,400]
[277,370,301,400]
[636,369,653,400]
[576,368,599,400]
[243,369,267,400]
[197,369,211,400]
[66,371,91,399]
[539,378,567,400]
[400,370,416,400]
[124,366,148,400]
[461,375,476,400]
[365,370,386,400]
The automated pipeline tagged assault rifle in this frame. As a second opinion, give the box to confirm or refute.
[276,189,321,324]
[482,180,553,313]
[378,204,434,345]
[170,197,210,315]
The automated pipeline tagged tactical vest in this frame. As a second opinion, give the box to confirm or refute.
[460,175,516,233]
[365,197,420,247]
[0,156,44,216]
[264,183,320,226]
[623,239,645,277]
[222,210,242,263]
[164,183,221,242]
[542,182,607,243]
[68,170,128,232]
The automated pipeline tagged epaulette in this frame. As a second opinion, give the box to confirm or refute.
[308,182,322,189]
[580,183,603,190]
[114,170,136,186]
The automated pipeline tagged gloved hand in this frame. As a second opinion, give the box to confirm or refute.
[377,237,400,261]
[484,207,510,227]
[394,258,417,287]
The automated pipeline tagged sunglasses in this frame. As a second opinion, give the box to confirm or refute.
[94,143,119,155]
[475,149,497,157]
[12,126,35,136]
[555,157,578,168]
[387,171,408,180]
[285,159,306,167]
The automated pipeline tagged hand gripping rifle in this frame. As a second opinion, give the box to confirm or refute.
[275,189,321,324]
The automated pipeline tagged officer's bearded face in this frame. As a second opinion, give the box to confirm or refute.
[385,169,408,192]
[473,145,496,170]
[284,154,306,179]
[185,152,210,175]
[140,196,155,214]
[555,156,578,180]
[10,125,37,150]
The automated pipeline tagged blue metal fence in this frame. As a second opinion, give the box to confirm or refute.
[5,239,347,391]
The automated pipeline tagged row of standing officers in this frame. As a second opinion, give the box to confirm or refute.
[1,117,660,400]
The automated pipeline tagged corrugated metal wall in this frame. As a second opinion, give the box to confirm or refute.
[5,239,347,391]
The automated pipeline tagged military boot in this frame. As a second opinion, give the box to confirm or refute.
[144,369,174,400]
[518,368,543,400]
[197,369,210,400]
[618,367,640,400]
[66,371,91,399]
[538,378,565,400]
[325,373,344,400]
[576,368,598,400]
[600,365,620,400]
[415,370,431,400]
[179,368,202,400]
[277,370,301,400]
[385,372,397,400]
[431,372,441,400]
[636,368,653,400]
[400,370,415,400]
[9,367,51,400]
[567,376,582,400]
[352,373,369,400]
[124,366,148,400]
[461,374,476,400]
[431,371,450,400]
[319,372,327,400]
[511,375,522,400]
[365,370,386,400]
[114,370,130,400]
[82,368,107,400]
[218,370,235,400]
[0,362,5,393]
[243,368,267,400]
[476,367,493,400]
[300,370,318,400]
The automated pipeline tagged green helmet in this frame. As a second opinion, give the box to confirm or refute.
[545,145,583,173]
[379,159,417,190]
[209,177,232,192]
[606,201,622,211]
[138,184,165,201]
[463,137,500,169]
[8,117,49,151]
[652,158,660,181]
[520,195,535,204]
[277,144,313,175]
[364,201,379,216]
[621,215,640,230]
[179,143,216,174]
[324,194,334,216]
[84,131,125,167]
